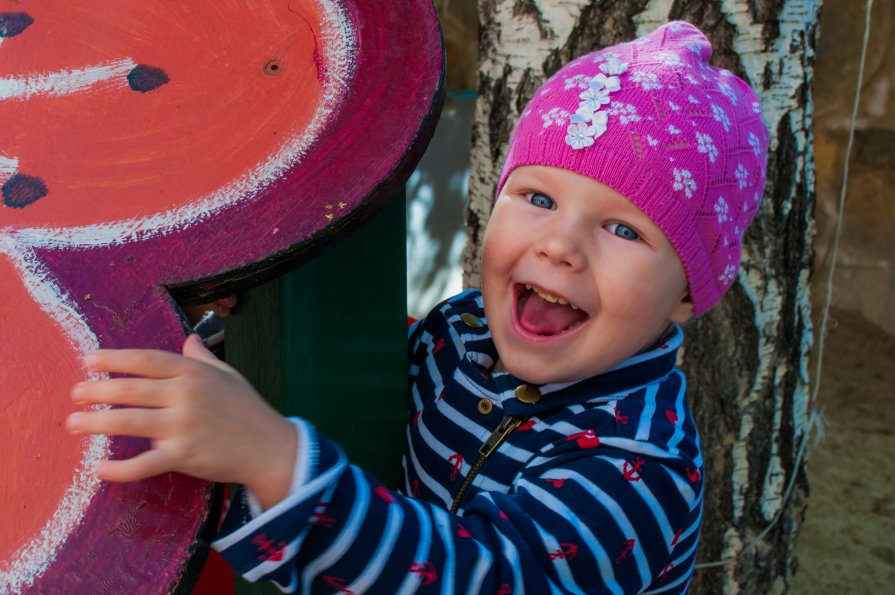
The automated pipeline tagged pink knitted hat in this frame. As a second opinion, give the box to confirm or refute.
[497,21,769,316]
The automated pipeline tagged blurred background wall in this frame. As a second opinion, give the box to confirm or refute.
[812,0,894,335]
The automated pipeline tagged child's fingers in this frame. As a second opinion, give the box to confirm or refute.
[67,407,167,439]
[96,448,177,483]
[83,347,198,378]
[181,333,231,371]
[71,377,169,407]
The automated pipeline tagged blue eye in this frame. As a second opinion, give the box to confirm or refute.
[607,223,640,241]
[528,193,555,209]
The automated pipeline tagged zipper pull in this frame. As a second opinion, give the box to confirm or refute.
[479,416,525,457]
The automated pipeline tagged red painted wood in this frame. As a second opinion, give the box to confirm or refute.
[0,1,443,592]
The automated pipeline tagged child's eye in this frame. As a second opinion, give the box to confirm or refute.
[606,222,640,241]
[527,192,556,209]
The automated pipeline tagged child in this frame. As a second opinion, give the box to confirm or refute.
[68,21,768,594]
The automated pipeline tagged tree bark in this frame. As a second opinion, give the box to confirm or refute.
[466,1,821,592]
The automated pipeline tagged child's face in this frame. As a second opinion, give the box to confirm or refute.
[482,165,693,385]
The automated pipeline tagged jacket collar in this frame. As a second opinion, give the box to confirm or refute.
[445,290,681,416]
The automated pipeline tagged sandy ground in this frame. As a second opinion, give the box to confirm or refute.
[792,308,895,593]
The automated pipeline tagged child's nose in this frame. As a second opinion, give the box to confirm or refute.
[534,232,586,270]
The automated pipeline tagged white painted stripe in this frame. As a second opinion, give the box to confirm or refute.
[6,0,353,251]
[0,154,17,184]
[0,239,109,594]
[0,58,136,101]
[1,2,354,592]
[299,466,371,591]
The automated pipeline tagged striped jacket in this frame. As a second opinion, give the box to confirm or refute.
[213,289,704,594]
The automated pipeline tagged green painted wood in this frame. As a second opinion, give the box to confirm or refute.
[225,193,408,594]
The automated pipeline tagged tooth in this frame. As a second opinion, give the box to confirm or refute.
[557,298,568,305]
[525,284,532,289]
[571,304,579,310]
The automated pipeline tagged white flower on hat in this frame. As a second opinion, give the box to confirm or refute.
[579,82,611,110]
[565,122,597,150]
[599,55,628,75]
[592,73,621,93]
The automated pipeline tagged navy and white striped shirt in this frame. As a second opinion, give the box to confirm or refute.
[214,289,704,593]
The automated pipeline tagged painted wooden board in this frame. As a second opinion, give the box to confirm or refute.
[0,2,443,593]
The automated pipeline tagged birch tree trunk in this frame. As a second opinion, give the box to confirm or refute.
[466,1,821,592]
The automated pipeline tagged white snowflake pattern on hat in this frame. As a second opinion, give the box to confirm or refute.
[673,168,697,198]
[607,102,641,125]
[719,263,737,286]
[630,70,663,91]
[656,51,685,67]
[735,164,749,189]
[564,74,590,91]
[718,81,738,105]
[695,132,718,163]
[711,104,731,131]
[715,196,730,223]
[749,132,762,156]
[542,107,569,128]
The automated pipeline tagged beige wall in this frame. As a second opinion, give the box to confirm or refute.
[814,0,895,334]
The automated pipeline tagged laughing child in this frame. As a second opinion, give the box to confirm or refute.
[68,21,769,594]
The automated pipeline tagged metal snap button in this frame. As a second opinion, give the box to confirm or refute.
[477,398,493,415]
[460,312,484,329]
[515,384,541,404]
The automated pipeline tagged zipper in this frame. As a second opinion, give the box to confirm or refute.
[450,415,527,513]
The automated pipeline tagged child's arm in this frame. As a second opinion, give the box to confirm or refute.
[209,416,702,594]
[67,334,297,509]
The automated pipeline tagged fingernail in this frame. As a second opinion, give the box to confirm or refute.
[66,413,82,432]
[71,383,86,403]
[82,352,100,368]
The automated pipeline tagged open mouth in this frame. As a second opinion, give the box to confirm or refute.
[514,283,589,337]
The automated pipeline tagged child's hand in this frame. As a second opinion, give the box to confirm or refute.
[67,334,297,510]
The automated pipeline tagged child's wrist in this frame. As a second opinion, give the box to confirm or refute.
[241,415,299,510]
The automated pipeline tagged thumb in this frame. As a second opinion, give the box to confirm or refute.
[182,333,228,369]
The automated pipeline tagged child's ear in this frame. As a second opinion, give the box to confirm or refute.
[669,294,694,325]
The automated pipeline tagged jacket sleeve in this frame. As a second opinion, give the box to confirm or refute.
[212,417,703,594]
